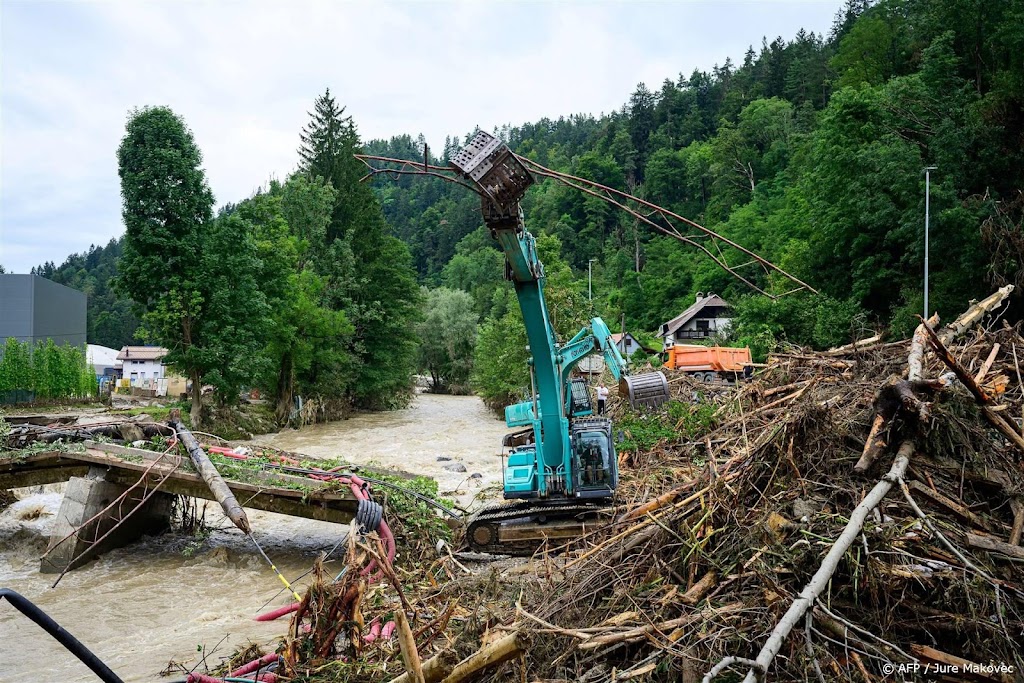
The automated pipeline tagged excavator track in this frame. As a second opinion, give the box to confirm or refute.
[465,500,612,555]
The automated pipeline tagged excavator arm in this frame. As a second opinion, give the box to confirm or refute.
[450,131,668,499]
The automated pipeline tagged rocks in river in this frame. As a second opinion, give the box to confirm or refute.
[436,456,452,461]
[469,473,482,479]
[442,462,467,472]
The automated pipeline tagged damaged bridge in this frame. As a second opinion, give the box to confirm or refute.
[0,441,360,574]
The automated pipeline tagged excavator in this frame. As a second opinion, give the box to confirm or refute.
[446,132,670,553]
[357,129,813,554]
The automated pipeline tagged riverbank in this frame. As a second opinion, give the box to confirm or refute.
[0,393,507,682]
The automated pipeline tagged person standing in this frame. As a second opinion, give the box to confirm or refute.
[596,382,609,415]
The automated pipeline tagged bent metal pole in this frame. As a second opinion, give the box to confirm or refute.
[169,409,251,534]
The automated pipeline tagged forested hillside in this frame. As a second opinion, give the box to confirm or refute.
[366,0,1024,401]
[33,0,1024,411]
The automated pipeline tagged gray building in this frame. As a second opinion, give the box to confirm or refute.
[0,274,87,348]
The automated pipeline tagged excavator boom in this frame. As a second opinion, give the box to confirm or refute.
[448,131,669,552]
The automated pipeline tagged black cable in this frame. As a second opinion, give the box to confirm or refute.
[0,588,124,683]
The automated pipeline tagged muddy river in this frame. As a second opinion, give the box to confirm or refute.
[0,393,507,682]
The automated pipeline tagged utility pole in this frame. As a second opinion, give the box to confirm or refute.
[588,258,597,306]
[924,166,937,319]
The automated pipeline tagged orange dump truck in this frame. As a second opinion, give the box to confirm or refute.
[663,344,753,382]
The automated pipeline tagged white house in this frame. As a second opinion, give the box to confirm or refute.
[117,346,169,385]
[657,293,733,345]
[609,332,657,358]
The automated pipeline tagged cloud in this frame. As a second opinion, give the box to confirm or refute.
[0,0,842,273]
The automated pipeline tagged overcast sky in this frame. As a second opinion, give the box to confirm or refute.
[0,0,842,274]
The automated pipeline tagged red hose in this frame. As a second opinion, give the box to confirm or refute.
[228,653,280,677]
[381,620,396,640]
[188,673,277,683]
[363,618,382,643]
[254,602,300,622]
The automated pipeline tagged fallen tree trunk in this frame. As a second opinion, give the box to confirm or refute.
[440,631,531,683]
[938,285,1015,345]
[387,650,461,683]
[169,410,250,534]
[965,532,1024,561]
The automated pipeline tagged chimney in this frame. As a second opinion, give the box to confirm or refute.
[695,292,704,303]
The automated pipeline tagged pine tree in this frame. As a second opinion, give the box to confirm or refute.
[297,90,421,408]
[298,89,375,244]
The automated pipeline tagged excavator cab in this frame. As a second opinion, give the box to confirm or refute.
[572,418,618,497]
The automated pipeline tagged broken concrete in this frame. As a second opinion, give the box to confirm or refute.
[40,465,173,574]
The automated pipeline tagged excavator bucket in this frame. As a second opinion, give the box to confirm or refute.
[620,372,670,409]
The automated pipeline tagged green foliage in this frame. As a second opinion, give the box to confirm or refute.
[471,307,530,410]
[0,338,96,402]
[416,288,478,393]
[617,401,717,454]
[300,90,422,410]
[616,413,677,453]
[36,1,1024,419]
[32,239,139,349]
[117,106,229,425]
[731,293,865,353]
[362,0,1024,353]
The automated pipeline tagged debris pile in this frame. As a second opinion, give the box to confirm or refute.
[503,286,1024,683]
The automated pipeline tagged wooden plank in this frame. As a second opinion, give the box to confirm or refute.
[910,644,1011,682]
[100,468,357,524]
[0,464,90,490]
[966,532,1024,561]
[907,480,1001,533]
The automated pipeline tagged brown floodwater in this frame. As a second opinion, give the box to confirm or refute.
[0,393,507,682]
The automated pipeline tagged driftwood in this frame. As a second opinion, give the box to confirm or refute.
[854,317,936,473]
[386,650,460,683]
[583,602,744,651]
[965,532,1024,561]
[824,334,883,356]
[910,644,1010,683]
[705,288,1018,683]
[169,410,250,534]
[1010,499,1024,547]
[716,440,914,683]
[921,320,1024,455]
[680,571,717,605]
[937,284,1015,345]
[439,630,531,683]
[395,610,425,683]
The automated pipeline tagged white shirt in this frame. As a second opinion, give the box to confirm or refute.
[597,386,610,400]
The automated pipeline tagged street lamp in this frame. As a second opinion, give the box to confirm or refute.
[924,166,937,320]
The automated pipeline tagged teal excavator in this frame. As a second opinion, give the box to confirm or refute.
[447,132,670,552]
